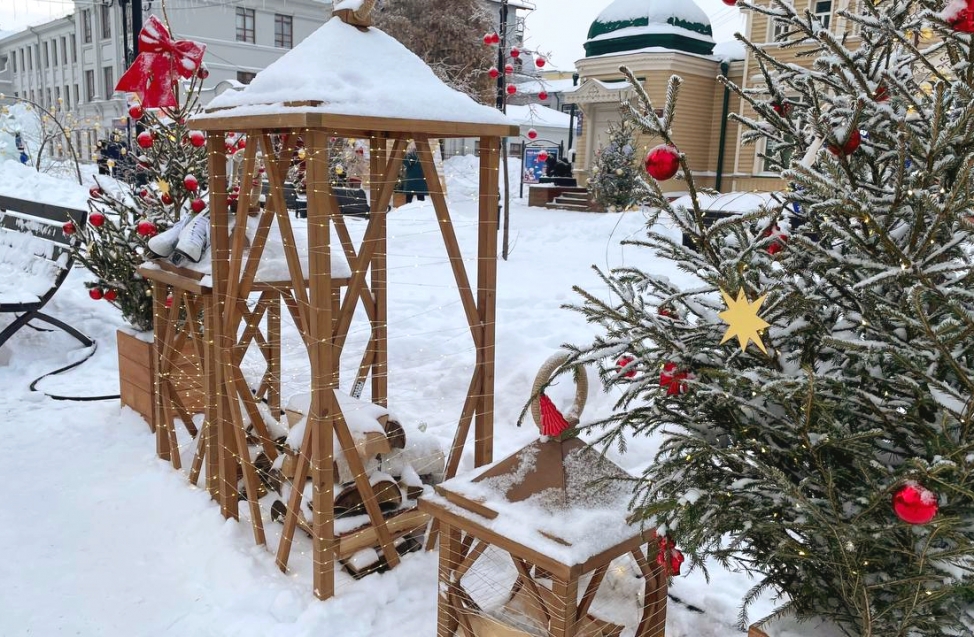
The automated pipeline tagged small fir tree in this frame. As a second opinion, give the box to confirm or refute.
[588,118,645,211]
[555,0,974,634]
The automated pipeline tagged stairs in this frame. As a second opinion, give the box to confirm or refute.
[545,189,599,212]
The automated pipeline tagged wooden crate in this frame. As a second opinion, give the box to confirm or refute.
[117,330,206,425]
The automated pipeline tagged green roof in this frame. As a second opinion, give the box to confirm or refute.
[584,0,715,57]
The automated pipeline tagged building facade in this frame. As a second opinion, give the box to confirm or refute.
[0,0,331,161]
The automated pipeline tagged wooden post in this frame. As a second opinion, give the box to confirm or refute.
[203,296,220,500]
[549,575,580,637]
[152,279,171,460]
[437,523,462,637]
[475,135,500,467]
[370,134,388,406]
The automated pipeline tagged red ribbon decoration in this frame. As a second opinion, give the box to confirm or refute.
[115,16,206,109]
[539,393,571,438]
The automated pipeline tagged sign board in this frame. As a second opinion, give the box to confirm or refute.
[523,147,558,184]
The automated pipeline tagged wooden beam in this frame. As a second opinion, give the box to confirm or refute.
[475,135,500,468]
[370,134,389,406]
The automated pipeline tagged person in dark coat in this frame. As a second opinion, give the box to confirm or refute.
[400,147,428,203]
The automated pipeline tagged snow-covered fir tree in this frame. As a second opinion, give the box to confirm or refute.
[557,0,974,634]
[587,118,645,211]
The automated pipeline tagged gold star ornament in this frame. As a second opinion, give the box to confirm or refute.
[718,288,770,355]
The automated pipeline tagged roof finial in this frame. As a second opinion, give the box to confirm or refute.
[333,0,377,31]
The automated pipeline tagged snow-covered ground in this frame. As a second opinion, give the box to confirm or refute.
[0,156,777,636]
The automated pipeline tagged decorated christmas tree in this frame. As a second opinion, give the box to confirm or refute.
[558,0,974,634]
[587,118,645,211]
[69,16,208,331]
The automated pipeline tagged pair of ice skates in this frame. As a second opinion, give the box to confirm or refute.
[147,211,209,265]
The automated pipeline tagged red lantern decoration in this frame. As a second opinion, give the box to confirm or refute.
[527,128,538,140]
[828,129,861,156]
[535,57,546,68]
[510,47,521,58]
[616,355,637,378]
[504,63,514,75]
[128,104,144,120]
[104,289,118,302]
[660,362,689,396]
[183,174,199,191]
[893,483,938,524]
[136,220,157,237]
[89,288,103,300]
[191,198,206,213]
[89,212,106,227]
[506,84,517,96]
[538,90,548,101]
[136,131,153,149]
[89,186,102,199]
[62,221,76,235]
[114,15,206,109]
[188,130,205,147]
[644,144,681,181]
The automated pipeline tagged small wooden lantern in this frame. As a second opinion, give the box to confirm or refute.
[420,355,668,637]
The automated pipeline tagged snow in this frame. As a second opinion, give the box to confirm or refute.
[595,0,712,30]
[0,156,785,636]
[713,39,747,62]
[587,23,716,45]
[503,103,572,128]
[0,159,89,209]
[512,77,579,96]
[199,18,515,128]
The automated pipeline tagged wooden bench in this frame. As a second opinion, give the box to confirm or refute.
[0,194,91,349]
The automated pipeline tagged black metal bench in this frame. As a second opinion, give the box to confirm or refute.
[0,194,92,349]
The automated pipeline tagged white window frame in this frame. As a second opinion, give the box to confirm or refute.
[813,0,832,29]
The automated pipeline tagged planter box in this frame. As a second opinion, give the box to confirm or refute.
[117,329,206,426]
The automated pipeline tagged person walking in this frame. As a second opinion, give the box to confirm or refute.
[400,145,428,204]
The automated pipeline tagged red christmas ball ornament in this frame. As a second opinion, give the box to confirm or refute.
[62,221,76,235]
[488,67,500,79]
[89,212,106,227]
[188,130,206,147]
[771,100,792,116]
[616,355,637,379]
[89,288,103,300]
[507,84,517,96]
[160,193,173,205]
[236,137,246,150]
[183,174,199,191]
[136,131,153,149]
[538,90,549,101]
[197,64,210,79]
[669,549,685,576]
[828,129,861,156]
[537,150,548,162]
[510,46,521,58]
[658,306,674,318]
[644,144,681,181]
[191,198,206,213]
[535,57,546,68]
[89,186,103,199]
[722,0,737,5]
[483,33,494,45]
[139,188,150,199]
[128,104,144,120]
[527,128,538,140]
[660,362,689,396]
[490,32,500,44]
[893,483,938,525]
[136,220,157,237]
[504,63,514,75]
[104,289,118,302]
[873,83,890,102]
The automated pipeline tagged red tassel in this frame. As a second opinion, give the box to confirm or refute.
[539,393,571,438]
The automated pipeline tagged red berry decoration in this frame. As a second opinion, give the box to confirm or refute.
[62,221,76,235]
[188,130,206,147]
[504,63,514,75]
[89,288,103,300]
[644,144,681,181]
[104,289,118,302]
[616,355,637,379]
[893,483,938,525]
[527,128,538,140]
[535,57,546,68]
[89,212,106,227]
[136,220,157,237]
[660,362,689,396]
[538,90,548,101]
[89,186,102,199]
[507,84,517,96]
[183,174,199,191]
[161,193,173,205]
[191,198,206,213]
[828,129,861,156]
[510,46,520,58]
[537,150,549,162]
[136,131,153,149]
[488,67,500,79]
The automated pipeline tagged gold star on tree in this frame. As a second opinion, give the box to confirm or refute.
[718,288,770,355]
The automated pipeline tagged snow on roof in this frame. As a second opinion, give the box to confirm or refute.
[596,0,711,28]
[200,17,514,128]
[713,39,746,62]
[504,104,571,128]
[587,23,715,45]
[513,78,578,95]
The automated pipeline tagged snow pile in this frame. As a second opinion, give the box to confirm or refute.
[0,159,89,209]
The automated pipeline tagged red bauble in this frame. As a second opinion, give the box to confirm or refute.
[660,362,689,396]
[183,174,199,191]
[510,46,521,58]
[504,63,514,75]
[237,137,247,149]
[490,32,500,44]
[188,130,206,147]
[62,221,76,235]
[136,131,153,149]
[104,289,117,302]
[139,188,150,199]
[535,57,546,68]
[128,104,144,120]
[161,193,173,205]
[197,64,210,79]
[538,90,549,101]
[537,150,548,162]
[828,129,861,156]
[488,67,500,79]
[506,84,517,95]
[669,549,685,576]
[89,212,106,227]
[644,144,680,181]
[191,198,206,213]
[948,4,974,32]
[616,355,637,379]
[771,100,792,116]
[89,186,103,199]
[658,307,674,318]
[88,288,103,300]
[527,128,538,140]
[722,0,737,5]
[893,483,938,525]
[874,83,890,102]
[483,33,494,45]
[136,220,157,237]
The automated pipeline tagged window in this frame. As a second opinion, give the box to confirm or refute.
[771,18,790,42]
[70,35,77,62]
[82,9,92,43]
[104,66,115,97]
[85,69,95,101]
[236,8,255,43]
[813,0,832,28]
[274,14,293,48]
[74,84,80,105]
[61,37,67,64]
[11,52,15,73]
[43,42,49,68]
[64,85,70,109]
[237,71,256,84]
[45,88,51,107]
[51,39,57,66]
[55,86,60,105]
[27,46,32,70]
[100,3,112,39]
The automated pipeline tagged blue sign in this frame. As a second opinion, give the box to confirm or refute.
[523,147,558,184]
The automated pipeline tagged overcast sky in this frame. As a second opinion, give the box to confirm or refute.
[1,0,745,70]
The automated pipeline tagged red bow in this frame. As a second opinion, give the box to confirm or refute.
[115,16,206,108]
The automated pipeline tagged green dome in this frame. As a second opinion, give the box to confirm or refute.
[585,0,715,57]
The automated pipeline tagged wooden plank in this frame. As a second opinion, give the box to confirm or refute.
[370,135,389,406]
[118,355,153,393]
[576,565,607,621]
[336,508,430,559]
[434,484,498,521]
[452,539,488,580]
[436,523,462,637]
[266,296,281,414]
[137,264,208,295]
[152,280,173,462]
[117,330,153,368]
[549,575,580,637]
[475,135,500,468]
[275,405,314,573]
[203,296,220,499]
[631,546,667,637]
[222,138,260,337]
[578,529,653,575]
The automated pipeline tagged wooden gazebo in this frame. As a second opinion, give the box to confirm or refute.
[188,6,518,600]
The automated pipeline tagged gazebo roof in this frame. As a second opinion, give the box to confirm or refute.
[191,16,518,138]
